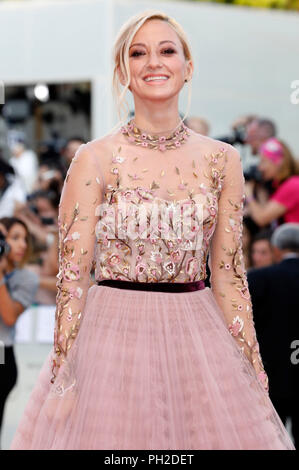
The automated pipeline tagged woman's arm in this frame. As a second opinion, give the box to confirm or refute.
[0,225,24,325]
[244,181,286,226]
[13,210,49,245]
[0,262,39,327]
[0,273,24,327]
[208,146,269,393]
[38,275,57,292]
[51,143,103,389]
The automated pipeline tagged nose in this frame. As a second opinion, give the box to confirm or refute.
[146,50,162,69]
[19,239,27,251]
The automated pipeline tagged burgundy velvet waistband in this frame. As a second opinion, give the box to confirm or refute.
[96,279,205,293]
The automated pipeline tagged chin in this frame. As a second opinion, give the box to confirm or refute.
[133,82,182,100]
[138,88,181,102]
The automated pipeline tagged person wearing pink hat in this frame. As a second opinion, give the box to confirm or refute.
[245,138,299,226]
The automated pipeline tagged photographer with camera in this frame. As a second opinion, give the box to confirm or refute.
[245,118,276,155]
[32,159,65,194]
[13,179,60,304]
[215,115,276,151]
[0,217,38,446]
[61,136,85,169]
[245,138,299,227]
[13,179,59,249]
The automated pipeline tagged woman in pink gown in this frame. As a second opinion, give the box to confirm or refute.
[10,10,295,450]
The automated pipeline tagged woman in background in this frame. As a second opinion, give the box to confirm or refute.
[0,217,39,447]
[245,138,299,226]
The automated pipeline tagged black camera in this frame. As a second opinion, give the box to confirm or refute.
[40,217,55,226]
[244,165,264,184]
[214,125,247,146]
[0,230,10,260]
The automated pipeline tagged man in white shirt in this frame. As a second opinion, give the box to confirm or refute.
[8,133,38,195]
[0,158,26,218]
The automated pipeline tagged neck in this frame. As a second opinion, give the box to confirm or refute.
[132,96,181,134]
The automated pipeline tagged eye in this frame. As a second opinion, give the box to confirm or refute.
[130,50,145,57]
[161,48,176,55]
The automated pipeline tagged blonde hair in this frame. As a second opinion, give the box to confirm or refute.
[112,10,193,124]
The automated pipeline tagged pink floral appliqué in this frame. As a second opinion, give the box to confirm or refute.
[228,316,244,336]
[63,262,80,282]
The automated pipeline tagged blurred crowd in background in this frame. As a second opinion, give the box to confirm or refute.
[0,132,85,305]
[1,114,299,299]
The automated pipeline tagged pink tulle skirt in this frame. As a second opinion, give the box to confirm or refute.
[10,285,295,450]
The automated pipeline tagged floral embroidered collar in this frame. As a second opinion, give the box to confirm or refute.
[121,119,191,152]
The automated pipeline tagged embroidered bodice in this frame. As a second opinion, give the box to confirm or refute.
[51,128,269,395]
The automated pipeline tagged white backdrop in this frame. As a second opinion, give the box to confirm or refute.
[0,0,298,152]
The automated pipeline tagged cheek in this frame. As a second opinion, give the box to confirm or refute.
[267,164,277,176]
[171,57,187,79]
[129,60,143,83]
[260,161,271,175]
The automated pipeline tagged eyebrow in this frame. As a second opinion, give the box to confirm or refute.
[129,40,177,49]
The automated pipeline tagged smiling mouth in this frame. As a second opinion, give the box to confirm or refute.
[143,75,169,82]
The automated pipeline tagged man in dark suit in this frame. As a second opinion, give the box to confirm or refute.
[247,223,299,449]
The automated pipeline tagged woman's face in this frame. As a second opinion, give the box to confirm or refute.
[251,239,273,268]
[127,19,192,103]
[258,155,280,181]
[6,223,28,264]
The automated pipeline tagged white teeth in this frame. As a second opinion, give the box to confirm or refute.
[144,76,168,82]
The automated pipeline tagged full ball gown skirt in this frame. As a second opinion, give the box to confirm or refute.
[10,285,295,450]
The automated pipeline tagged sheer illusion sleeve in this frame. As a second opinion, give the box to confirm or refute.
[50,143,102,387]
[208,145,269,394]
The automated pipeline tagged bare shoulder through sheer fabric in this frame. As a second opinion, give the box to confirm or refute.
[51,127,269,396]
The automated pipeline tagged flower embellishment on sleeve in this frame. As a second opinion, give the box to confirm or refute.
[204,148,227,197]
